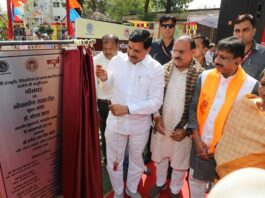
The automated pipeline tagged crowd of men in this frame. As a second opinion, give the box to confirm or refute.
[94,13,265,198]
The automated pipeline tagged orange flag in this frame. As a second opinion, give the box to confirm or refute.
[10,0,21,7]
[10,0,26,7]
[69,0,82,9]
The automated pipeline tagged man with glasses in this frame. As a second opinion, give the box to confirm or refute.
[150,36,204,198]
[150,15,177,65]
[96,29,164,198]
[187,36,258,198]
[233,13,265,80]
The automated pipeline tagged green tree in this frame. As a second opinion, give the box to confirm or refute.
[154,0,192,13]
[105,0,158,21]
[0,13,8,40]
[37,25,54,37]
[79,0,107,15]
[106,0,140,21]
[78,0,192,22]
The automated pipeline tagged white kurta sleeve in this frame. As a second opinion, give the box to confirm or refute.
[101,59,114,93]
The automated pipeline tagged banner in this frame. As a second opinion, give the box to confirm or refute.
[75,18,137,40]
[0,49,63,198]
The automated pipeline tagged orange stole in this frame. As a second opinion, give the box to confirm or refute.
[197,66,246,153]
[216,152,265,179]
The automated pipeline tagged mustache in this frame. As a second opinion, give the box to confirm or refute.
[215,63,223,67]
[128,55,137,59]
[174,57,182,61]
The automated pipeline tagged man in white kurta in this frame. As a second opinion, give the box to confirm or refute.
[93,34,121,164]
[150,36,204,197]
[96,29,164,198]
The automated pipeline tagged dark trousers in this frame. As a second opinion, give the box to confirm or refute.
[190,142,217,181]
[97,99,110,162]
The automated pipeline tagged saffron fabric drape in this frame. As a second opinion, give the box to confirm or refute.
[62,46,102,198]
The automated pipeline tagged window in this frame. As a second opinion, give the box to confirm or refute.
[53,2,60,7]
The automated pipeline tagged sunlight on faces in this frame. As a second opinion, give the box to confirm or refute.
[102,41,118,60]
[233,20,256,46]
[171,39,194,69]
[160,19,176,39]
[127,41,150,64]
[214,50,242,77]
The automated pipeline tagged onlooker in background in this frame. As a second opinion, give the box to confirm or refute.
[193,34,214,70]
[233,13,265,80]
[150,15,177,65]
[214,69,265,179]
[205,43,215,63]
[25,25,33,40]
[93,34,120,165]
[187,36,258,198]
[32,31,41,40]
[14,25,20,40]
[96,29,164,198]
[41,33,50,40]
[150,35,204,198]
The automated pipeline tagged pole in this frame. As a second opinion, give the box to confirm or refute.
[65,0,74,38]
[6,0,13,40]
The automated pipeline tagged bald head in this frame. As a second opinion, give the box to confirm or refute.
[102,34,119,60]
[171,35,195,69]
[176,35,196,50]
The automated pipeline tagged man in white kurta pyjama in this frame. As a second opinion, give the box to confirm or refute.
[150,36,204,197]
[96,29,164,198]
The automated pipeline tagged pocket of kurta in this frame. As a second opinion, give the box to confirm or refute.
[138,77,151,94]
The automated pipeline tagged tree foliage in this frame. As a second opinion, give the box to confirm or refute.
[80,0,108,15]
[106,0,146,21]
[0,13,8,40]
[79,0,192,21]
[154,0,193,13]
[38,25,54,36]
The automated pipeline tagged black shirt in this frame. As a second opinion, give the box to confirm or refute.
[242,40,265,80]
[150,39,174,65]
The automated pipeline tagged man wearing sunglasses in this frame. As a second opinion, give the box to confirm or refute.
[150,15,177,65]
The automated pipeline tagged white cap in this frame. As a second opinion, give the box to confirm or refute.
[209,168,265,198]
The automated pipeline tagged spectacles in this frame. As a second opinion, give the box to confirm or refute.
[170,50,185,55]
[161,24,175,29]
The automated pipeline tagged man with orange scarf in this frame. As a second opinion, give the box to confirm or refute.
[187,36,259,198]
[214,69,265,179]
